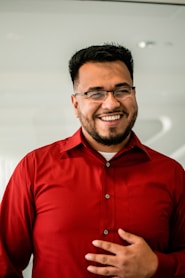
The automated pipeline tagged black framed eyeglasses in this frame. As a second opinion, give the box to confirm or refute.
[74,85,135,101]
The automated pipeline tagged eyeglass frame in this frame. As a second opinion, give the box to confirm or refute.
[73,84,135,101]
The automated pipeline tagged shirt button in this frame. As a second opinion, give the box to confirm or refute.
[105,193,110,199]
[104,229,109,235]
[106,162,110,167]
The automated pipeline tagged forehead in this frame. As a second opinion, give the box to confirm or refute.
[76,61,132,89]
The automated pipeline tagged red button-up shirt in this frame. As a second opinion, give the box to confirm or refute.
[0,129,185,277]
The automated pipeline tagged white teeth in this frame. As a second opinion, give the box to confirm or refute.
[101,115,121,121]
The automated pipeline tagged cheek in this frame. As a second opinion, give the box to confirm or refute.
[125,98,138,112]
[77,102,98,119]
[72,100,90,119]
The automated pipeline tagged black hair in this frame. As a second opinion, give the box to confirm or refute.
[68,43,134,84]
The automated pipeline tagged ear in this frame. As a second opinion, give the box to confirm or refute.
[71,94,79,118]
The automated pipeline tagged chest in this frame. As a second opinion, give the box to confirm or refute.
[33,156,173,251]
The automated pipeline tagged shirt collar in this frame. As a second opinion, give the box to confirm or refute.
[117,131,151,160]
[59,128,151,160]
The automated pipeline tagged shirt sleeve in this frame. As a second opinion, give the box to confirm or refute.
[153,251,185,278]
[0,154,35,277]
[153,166,185,278]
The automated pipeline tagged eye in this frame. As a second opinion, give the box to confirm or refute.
[115,86,132,97]
[87,91,105,100]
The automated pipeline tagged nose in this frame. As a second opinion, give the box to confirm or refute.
[101,92,121,110]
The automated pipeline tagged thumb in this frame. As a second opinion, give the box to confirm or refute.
[118,228,139,245]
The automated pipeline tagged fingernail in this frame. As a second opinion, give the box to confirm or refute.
[85,254,92,260]
[118,228,125,232]
[92,240,99,246]
[87,265,93,271]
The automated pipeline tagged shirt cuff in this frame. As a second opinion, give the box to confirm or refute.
[152,251,175,278]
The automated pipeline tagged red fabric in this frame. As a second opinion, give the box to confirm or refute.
[0,129,185,277]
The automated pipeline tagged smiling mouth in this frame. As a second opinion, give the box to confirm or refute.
[101,114,122,121]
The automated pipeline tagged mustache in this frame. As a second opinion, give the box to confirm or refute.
[96,108,128,117]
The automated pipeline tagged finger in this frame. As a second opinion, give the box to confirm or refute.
[87,264,117,276]
[92,240,121,254]
[118,228,141,244]
[85,253,116,266]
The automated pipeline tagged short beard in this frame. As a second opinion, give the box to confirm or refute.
[82,110,138,146]
[89,127,132,146]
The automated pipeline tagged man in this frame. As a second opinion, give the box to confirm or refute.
[0,44,185,278]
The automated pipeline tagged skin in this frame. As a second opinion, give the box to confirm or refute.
[71,61,158,277]
[71,61,137,152]
[85,229,158,278]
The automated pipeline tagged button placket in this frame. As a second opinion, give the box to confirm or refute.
[105,193,110,199]
[101,160,114,238]
[106,162,110,168]
[103,229,109,235]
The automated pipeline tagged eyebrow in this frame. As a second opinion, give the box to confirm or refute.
[86,82,131,92]
[114,82,131,88]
